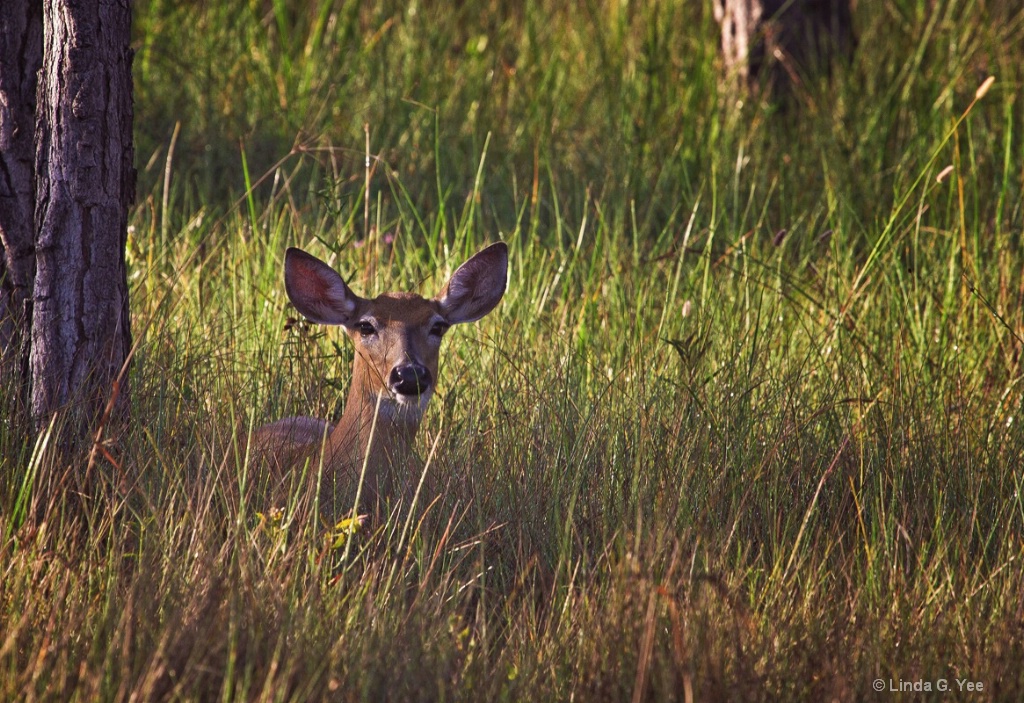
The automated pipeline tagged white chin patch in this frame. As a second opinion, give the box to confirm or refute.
[379,390,432,421]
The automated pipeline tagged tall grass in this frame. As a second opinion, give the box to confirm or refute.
[3,0,1024,700]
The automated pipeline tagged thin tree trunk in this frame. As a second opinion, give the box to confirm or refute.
[31,0,135,426]
[0,0,42,375]
[714,0,856,98]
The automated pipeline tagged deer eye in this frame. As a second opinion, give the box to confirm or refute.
[357,320,377,337]
[429,321,450,337]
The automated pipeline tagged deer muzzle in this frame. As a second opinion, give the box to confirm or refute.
[389,363,433,398]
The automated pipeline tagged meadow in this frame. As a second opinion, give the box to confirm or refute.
[3,0,1024,700]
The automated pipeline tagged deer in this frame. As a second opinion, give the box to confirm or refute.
[251,242,508,520]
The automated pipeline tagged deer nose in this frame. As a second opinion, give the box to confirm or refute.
[389,363,432,397]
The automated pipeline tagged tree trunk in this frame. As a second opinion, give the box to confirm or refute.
[0,0,42,376]
[30,0,135,426]
[714,0,856,99]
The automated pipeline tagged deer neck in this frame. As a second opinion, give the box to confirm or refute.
[322,358,425,504]
[331,387,422,459]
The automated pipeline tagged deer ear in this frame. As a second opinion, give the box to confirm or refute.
[436,242,508,324]
[284,248,362,325]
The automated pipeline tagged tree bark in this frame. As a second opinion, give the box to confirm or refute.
[30,0,135,425]
[714,0,856,98]
[0,0,42,374]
